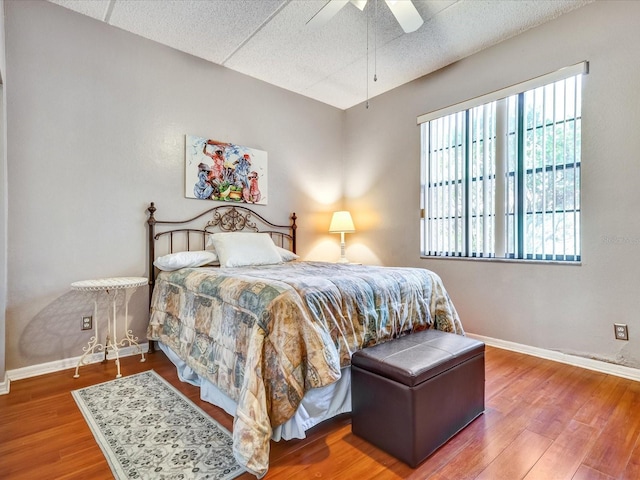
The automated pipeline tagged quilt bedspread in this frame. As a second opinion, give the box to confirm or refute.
[147,261,464,478]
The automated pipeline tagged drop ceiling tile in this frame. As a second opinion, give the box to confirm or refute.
[48,0,111,20]
[108,0,286,64]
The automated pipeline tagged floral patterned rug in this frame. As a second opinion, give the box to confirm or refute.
[72,370,244,480]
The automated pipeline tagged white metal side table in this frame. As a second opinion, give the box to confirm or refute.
[71,276,148,378]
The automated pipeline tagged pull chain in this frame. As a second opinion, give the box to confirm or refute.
[366,0,379,109]
[366,0,370,109]
[374,0,378,82]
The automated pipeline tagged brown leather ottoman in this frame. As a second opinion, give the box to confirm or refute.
[351,329,485,467]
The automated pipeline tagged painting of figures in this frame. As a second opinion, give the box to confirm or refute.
[185,135,268,205]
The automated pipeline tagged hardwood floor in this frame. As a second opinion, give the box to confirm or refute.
[1,346,639,479]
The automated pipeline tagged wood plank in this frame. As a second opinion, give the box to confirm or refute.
[621,434,640,480]
[484,348,547,402]
[582,382,640,478]
[474,428,552,480]
[425,406,532,479]
[524,420,597,479]
[573,374,627,429]
[486,352,560,416]
[572,465,617,480]
[526,366,604,440]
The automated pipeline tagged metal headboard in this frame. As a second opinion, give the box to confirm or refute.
[146,201,297,286]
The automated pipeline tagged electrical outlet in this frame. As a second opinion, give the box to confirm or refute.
[81,315,93,331]
[614,323,628,341]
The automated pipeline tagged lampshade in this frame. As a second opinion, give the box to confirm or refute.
[329,211,355,233]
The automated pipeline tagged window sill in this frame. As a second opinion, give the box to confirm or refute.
[420,255,582,266]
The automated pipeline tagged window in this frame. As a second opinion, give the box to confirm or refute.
[419,63,586,262]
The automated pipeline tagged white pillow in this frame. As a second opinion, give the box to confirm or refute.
[207,233,298,262]
[210,232,283,267]
[205,234,217,251]
[276,246,299,262]
[154,250,219,271]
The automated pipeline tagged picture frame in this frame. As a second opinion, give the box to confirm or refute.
[185,135,268,205]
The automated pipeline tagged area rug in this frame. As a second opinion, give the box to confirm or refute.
[72,370,244,480]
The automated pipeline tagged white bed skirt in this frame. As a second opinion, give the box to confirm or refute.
[158,342,352,441]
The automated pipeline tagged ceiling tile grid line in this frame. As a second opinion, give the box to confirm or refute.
[220,0,291,65]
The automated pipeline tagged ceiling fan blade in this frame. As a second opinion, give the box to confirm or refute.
[307,0,350,28]
[385,0,424,33]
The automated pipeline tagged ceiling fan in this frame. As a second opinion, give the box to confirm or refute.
[307,0,424,33]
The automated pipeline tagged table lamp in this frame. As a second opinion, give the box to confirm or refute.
[329,211,355,263]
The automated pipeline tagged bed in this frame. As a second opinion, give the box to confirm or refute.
[145,202,464,478]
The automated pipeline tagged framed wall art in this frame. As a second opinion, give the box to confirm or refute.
[185,135,268,205]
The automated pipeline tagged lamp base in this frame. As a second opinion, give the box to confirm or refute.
[337,239,349,264]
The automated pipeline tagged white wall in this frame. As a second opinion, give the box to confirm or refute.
[0,0,7,386]
[344,1,640,368]
[4,0,344,370]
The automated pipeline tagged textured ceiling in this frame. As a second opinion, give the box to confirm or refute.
[47,0,593,110]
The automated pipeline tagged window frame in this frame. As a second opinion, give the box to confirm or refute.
[418,62,587,263]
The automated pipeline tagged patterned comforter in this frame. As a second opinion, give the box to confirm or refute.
[147,261,464,478]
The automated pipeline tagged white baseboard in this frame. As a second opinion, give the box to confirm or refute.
[4,337,639,390]
[6,343,149,382]
[0,372,9,395]
[468,333,640,382]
